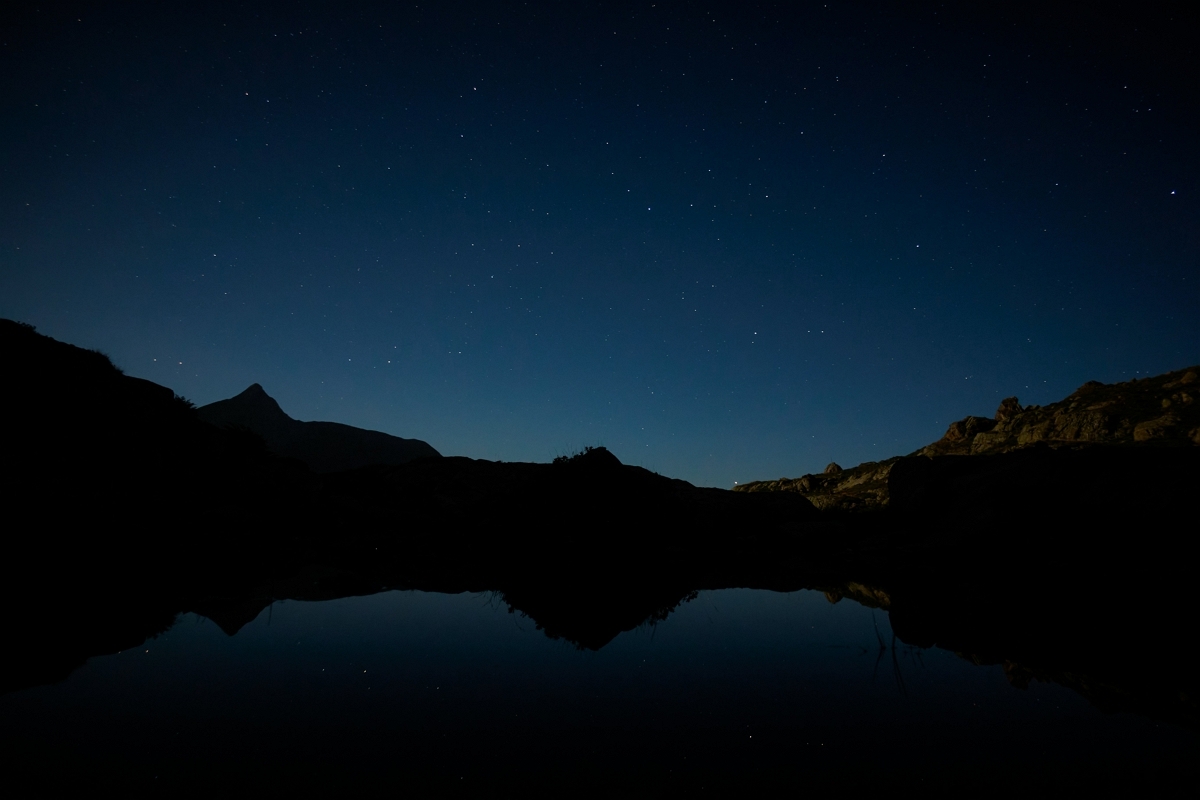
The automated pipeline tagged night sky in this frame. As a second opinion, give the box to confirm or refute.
[3,2,1197,487]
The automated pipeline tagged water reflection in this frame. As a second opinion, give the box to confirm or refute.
[4,564,1197,734]
[2,526,1197,793]
[2,587,1194,792]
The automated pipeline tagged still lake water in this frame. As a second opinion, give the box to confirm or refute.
[3,589,1194,792]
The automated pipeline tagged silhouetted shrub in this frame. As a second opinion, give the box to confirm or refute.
[553,446,600,465]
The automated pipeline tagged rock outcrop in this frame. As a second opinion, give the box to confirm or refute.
[734,365,1200,509]
[918,366,1199,456]
[734,457,899,511]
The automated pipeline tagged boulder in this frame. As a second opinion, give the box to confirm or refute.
[943,415,997,442]
[1133,414,1179,442]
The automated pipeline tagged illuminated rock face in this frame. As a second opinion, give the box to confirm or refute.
[925,366,1200,456]
[735,365,1200,509]
[995,396,1024,422]
[734,458,899,512]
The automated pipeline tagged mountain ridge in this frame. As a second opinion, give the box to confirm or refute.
[734,364,1200,509]
[197,384,440,473]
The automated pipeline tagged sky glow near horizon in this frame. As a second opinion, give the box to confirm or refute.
[1,2,1196,486]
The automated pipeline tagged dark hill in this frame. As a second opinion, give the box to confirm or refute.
[322,445,820,560]
[197,384,440,473]
[0,317,816,589]
[0,318,312,532]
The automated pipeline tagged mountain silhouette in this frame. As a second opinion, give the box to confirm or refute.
[197,384,440,472]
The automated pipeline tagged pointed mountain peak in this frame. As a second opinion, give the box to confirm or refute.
[226,383,287,415]
[197,383,292,431]
[196,381,441,471]
[235,383,271,400]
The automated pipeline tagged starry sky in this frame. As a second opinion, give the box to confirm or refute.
[2,1,1197,486]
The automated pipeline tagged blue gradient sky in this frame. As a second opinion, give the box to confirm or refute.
[3,2,1197,486]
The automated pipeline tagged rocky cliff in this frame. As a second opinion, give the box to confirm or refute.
[918,366,1199,455]
[733,365,1200,508]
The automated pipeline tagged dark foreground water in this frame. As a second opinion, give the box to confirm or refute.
[2,589,1194,792]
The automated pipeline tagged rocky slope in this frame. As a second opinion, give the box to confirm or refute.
[733,365,1200,509]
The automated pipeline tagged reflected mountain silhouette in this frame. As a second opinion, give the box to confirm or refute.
[5,555,1195,730]
[2,318,1196,731]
